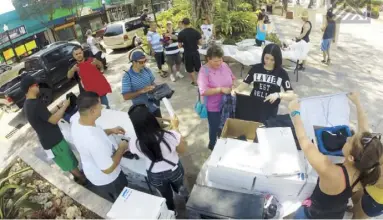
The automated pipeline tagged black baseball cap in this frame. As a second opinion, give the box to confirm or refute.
[182,18,191,25]
[327,10,334,18]
[20,75,38,94]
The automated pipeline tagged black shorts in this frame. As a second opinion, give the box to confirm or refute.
[361,189,383,217]
[184,52,201,73]
[256,39,265,46]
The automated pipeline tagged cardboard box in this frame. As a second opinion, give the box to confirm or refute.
[221,118,263,142]
[107,187,168,219]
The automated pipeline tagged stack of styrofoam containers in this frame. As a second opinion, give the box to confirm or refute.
[207,127,307,201]
[107,187,169,219]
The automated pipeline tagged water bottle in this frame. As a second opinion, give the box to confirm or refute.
[261,41,266,49]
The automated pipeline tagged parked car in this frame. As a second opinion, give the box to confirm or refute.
[0,42,91,112]
[0,63,26,88]
[103,17,144,50]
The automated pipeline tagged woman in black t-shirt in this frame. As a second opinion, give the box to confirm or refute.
[234,44,297,122]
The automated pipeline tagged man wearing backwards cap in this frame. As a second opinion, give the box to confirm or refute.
[121,50,162,117]
[21,75,86,184]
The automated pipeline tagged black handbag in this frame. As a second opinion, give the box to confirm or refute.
[147,83,174,101]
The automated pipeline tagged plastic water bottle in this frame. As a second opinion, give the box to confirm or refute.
[261,41,266,50]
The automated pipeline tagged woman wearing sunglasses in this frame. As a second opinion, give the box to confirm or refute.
[128,104,188,213]
[288,92,383,219]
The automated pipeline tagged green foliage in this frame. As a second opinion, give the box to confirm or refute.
[237,2,253,11]
[266,33,282,46]
[156,0,191,30]
[0,167,40,219]
[371,0,383,6]
[371,6,380,18]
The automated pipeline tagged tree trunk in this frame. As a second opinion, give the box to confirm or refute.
[282,0,288,15]
[189,0,214,23]
[228,0,236,10]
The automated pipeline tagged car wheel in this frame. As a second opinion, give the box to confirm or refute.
[18,68,26,75]
[39,88,53,106]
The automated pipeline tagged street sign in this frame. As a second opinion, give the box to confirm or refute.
[0,25,27,46]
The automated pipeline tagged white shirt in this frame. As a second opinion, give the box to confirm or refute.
[129,131,181,173]
[71,120,121,186]
[201,24,213,41]
[87,36,100,55]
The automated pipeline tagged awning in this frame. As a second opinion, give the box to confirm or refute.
[0,27,47,51]
[54,22,75,31]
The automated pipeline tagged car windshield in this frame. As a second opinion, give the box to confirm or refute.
[104,24,123,37]
[125,19,143,32]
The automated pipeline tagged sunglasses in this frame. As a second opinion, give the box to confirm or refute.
[137,59,147,64]
[362,133,382,148]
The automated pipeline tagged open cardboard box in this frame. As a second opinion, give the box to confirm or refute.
[221,118,263,142]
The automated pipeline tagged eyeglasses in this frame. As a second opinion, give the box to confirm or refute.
[361,133,382,148]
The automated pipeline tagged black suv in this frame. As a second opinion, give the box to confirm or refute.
[0,42,90,112]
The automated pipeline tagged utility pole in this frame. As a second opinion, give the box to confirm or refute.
[3,24,20,63]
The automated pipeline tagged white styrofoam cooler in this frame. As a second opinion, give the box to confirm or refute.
[207,133,307,200]
[107,187,169,219]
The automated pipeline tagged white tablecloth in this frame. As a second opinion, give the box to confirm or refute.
[197,39,310,67]
[69,109,148,177]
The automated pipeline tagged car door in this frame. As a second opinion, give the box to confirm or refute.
[43,44,75,85]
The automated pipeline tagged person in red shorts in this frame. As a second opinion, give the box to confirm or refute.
[67,46,112,109]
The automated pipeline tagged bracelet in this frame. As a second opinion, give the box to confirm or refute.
[290,110,301,117]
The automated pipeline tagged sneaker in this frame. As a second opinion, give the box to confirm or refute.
[327,59,331,65]
[170,74,176,82]
[321,60,327,64]
[176,72,185,79]
[191,82,198,87]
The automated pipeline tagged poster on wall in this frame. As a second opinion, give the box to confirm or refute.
[15,45,27,56]
[3,49,15,60]
[0,25,27,46]
[25,40,37,51]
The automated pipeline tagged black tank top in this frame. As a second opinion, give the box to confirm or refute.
[304,164,354,219]
[301,21,312,43]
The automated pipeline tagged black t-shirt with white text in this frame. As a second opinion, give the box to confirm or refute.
[178,27,202,54]
[244,63,293,107]
[24,99,63,150]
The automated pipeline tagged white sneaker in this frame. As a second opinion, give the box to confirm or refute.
[176,72,184,79]
[170,74,176,82]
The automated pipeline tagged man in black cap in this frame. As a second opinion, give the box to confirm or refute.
[21,75,86,184]
[178,17,202,86]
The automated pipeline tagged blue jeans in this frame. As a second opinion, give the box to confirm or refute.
[207,111,221,150]
[100,95,110,109]
[147,162,188,211]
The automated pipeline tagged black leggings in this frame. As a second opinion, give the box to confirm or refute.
[154,52,165,70]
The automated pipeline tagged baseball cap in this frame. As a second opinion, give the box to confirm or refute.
[182,18,191,25]
[130,50,146,62]
[20,75,38,94]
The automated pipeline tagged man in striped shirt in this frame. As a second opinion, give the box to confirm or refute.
[164,21,184,82]
[147,22,168,78]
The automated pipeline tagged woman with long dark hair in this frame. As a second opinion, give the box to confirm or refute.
[234,43,297,123]
[128,104,188,213]
[289,92,383,219]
